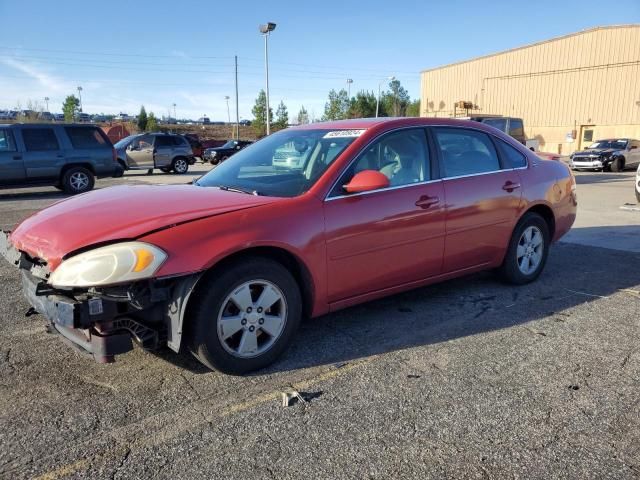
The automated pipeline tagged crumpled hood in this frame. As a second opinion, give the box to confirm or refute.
[573,148,619,157]
[10,184,280,269]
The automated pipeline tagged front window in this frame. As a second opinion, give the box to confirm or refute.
[196,129,363,197]
[588,139,628,150]
[221,140,238,148]
[114,135,136,148]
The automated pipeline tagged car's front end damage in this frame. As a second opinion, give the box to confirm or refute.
[1,230,201,363]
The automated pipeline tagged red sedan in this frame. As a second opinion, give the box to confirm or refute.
[0,118,577,374]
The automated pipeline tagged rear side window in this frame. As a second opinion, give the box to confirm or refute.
[22,128,59,151]
[433,127,501,178]
[509,119,524,138]
[155,136,174,147]
[172,136,187,146]
[497,139,528,168]
[64,127,108,149]
[482,118,507,133]
[0,129,16,151]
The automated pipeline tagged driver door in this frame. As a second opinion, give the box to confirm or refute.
[323,128,445,303]
[126,134,154,168]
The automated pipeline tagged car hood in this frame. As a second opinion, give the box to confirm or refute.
[10,184,281,269]
[573,148,620,156]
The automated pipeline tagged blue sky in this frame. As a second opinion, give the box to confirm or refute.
[1,0,638,121]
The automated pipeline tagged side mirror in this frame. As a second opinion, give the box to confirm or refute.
[343,170,390,194]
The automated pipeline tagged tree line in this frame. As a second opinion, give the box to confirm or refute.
[251,79,419,137]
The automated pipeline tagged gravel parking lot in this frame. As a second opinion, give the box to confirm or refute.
[0,168,638,479]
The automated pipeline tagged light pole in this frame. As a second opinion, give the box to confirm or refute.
[173,103,177,121]
[77,86,83,112]
[346,79,353,99]
[224,96,231,123]
[376,76,395,118]
[44,96,49,112]
[259,22,276,135]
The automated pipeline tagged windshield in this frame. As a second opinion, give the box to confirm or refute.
[221,140,237,148]
[588,139,628,150]
[114,135,137,148]
[196,129,363,197]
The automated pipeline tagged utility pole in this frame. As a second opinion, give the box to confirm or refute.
[259,22,276,135]
[77,86,83,112]
[44,96,49,112]
[346,79,353,99]
[235,55,239,140]
[173,103,177,121]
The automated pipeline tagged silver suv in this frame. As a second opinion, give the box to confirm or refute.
[115,133,194,174]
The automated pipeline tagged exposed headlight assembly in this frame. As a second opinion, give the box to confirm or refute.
[50,242,167,288]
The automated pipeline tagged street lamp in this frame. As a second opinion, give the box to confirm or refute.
[44,96,49,112]
[173,103,177,120]
[259,22,276,135]
[346,79,353,99]
[375,76,395,118]
[77,86,83,112]
[224,95,231,123]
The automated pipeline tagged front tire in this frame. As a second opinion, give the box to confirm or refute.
[498,212,550,285]
[610,157,624,172]
[61,167,95,194]
[187,257,302,375]
[172,157,189,174]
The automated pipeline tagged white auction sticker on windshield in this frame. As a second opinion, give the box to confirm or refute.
[323,129,366,138]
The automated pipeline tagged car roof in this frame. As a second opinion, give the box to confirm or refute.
[291,116,509,132]
[1,123,99,127]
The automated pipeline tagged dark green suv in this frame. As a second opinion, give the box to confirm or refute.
[0,123,120,194]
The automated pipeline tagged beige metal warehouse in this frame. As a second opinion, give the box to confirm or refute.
[420,25,640,155]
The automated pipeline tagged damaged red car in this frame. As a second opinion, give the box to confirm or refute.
[0,118,577,374]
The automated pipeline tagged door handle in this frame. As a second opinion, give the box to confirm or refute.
[502,181,521,192]
[415,195,440,209]
[12,155,22,160]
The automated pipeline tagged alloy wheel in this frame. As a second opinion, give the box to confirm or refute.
[70,172,89,192]
[516,226,544,275]
[174,159,188,173]
[216,280,287,358]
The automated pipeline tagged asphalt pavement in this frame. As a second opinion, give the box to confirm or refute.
[0,167,638,479]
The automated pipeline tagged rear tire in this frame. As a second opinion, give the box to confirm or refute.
[172,157,189,174]
[61,167,95,194]
[186,257,302,375]
[498,212,550,285]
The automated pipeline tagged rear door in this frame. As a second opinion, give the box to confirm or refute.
[153,135,174,167]
[17,126,65,180]
[126,134,154,168]
[628,141,640,168]
[431,127,523,273]
[63,126,113,176]
[0,128,25,184]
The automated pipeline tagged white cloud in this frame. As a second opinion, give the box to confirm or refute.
[1,58,69,93]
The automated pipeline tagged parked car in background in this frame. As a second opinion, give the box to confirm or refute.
[0,123,120,194]
[239,119,251,126]
[181,134,225,161]
[569,138,640,172]
[204,139,253,164]
[463,115,527,145]
[53,113,65,122]
[76,113,91,123]
[114,133,195,174]
[38,112,54,121]
[0,117,576,374]
[635,164,640,203]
